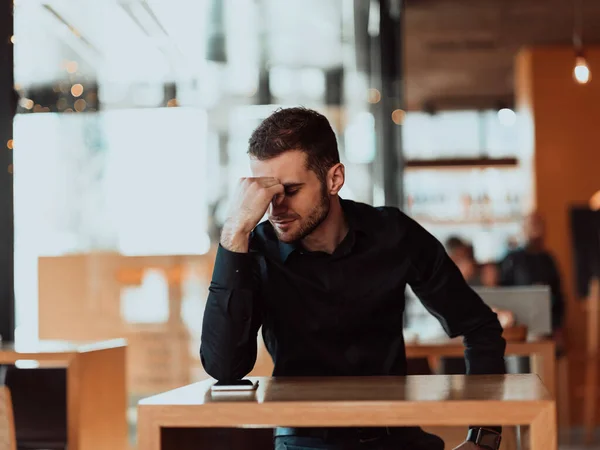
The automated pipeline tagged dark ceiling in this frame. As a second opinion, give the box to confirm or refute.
[404,0,600,111]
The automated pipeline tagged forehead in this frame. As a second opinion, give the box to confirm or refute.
[249,150,314,182]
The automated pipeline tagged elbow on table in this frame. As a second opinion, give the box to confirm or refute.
[199,345,254,382]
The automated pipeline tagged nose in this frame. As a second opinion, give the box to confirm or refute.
[270,194,287,215]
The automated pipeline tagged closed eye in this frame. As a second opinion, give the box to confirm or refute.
[282,183,304,197]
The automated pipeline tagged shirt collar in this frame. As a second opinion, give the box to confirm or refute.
[278,240,299,262]
[277,198,366,262]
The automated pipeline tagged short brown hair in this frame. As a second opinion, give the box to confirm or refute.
[248,107,340,182]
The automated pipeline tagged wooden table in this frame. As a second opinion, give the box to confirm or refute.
[0,339,128,450]
[406,338,557,398]
[138,374,556,450]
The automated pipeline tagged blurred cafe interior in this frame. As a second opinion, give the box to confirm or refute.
[1,0,600,449]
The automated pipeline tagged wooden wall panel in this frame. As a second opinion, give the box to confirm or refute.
[515,46,600,424]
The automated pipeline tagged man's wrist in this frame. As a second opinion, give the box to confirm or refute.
[220,224,250,253]
[466,428,501,450]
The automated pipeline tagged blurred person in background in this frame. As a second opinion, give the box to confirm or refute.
[446,236,481,286]
[201,107,505,450]
[446,236,468,261]
[480,263,500,288]
[500,212,565,350]
[506,236,520,252]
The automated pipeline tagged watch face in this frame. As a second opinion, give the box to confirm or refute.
[479,432,501,448]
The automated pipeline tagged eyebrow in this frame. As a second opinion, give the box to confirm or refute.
[283,183,304,189]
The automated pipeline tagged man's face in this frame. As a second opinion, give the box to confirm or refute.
[250,150,330,243]
[524,213,545,242]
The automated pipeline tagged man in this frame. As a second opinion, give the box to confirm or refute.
[501,212,565,348]
[201,107,506,450]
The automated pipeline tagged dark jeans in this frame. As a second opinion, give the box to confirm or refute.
[274,427,444,450]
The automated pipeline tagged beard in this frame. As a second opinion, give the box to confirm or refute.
[274,183,330,243]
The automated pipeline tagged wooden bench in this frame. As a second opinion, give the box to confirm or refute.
[138,374,556,450]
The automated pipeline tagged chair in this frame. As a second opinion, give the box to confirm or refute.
[0,386,16,450]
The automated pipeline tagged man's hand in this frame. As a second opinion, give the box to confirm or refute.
[453,442,482,450]
[221,177,284,253]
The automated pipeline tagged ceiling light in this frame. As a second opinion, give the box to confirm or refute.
[574,55,591,84]
[572,0,590,85]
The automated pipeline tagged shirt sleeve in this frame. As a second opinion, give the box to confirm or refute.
[200,244,263,382]
[405,218,506,434]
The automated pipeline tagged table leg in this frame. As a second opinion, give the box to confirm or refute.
[68,347,128,450]
[516,425,524,450]
[583,352,598,444]
[137,409,161,450]
[501,427,518,450]
[556,355,571,441]
[529,404,557,450]
[530,343,556,398]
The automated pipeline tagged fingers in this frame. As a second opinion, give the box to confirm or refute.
[265,182,284,195]
[238,177,284,206]
[259,177,281,188]
[240,177,284,200]
[242,177,281,188]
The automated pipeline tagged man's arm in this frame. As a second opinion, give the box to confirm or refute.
[200,176,283,382]
[405,218,506,435]
[406,219,506,373]
[200,243,263,382]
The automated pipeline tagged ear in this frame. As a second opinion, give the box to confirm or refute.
[327,163,345,195]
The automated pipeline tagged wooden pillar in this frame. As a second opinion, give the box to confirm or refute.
[515,46,600,425]
[371,0,405,208]
[0,0,15,344]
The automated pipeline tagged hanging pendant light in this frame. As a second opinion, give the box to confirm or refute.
[573,0,591,84]
[574,53,591,84]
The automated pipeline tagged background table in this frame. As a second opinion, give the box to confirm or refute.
[138,374,556,450]
[406,338,556,398]
[0,339,128,450]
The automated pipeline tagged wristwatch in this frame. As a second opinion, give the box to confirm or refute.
[466,428,502,450]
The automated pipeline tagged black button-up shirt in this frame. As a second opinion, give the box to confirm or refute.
[200,199,505,382]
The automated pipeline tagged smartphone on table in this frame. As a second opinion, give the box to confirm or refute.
[210,379,259,392]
